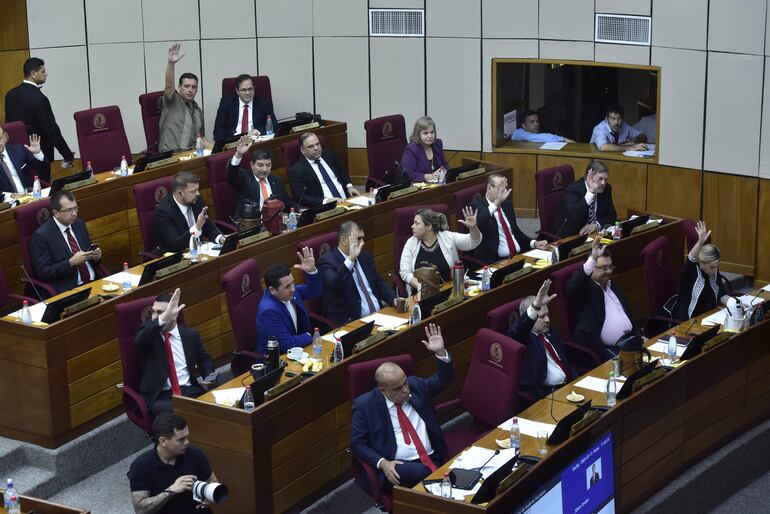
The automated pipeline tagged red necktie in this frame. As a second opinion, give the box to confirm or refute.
[538,334,570,379]
[395,404,436,471]
[163,332,182,395]
[241,104,249,134]
[496,208,517,257]
[64,227,89,283]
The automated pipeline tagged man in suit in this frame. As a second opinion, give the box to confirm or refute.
[567,238,634,360]
[508,279,575,403]
[470,173,548,264]
[213,74,276,142]
[153,171,225,254]
[4,57,75,167]
[256,247,321,353]
[589,463,601,487]
[289,132,360,207]
[30,190,102,294]
[228,135,291,218]
[551,160,617,238]
[0,125,50,195]
[134,288,215,416]
[318,220,397,326]
[351,324,453,490]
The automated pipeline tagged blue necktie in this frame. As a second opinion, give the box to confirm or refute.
[314,159,343,199]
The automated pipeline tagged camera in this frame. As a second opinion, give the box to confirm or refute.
[191,480,229,504]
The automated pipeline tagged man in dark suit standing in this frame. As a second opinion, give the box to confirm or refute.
[213,74,276,142]
[228,135,291,218]
[31,190,102,294]
[508,279,575,402]
[470,173,548,264]
[153,171,225,254]
[4,57,75,167]
[551,160,617,238]
[318,220,397,326]
[351,324,453,490]
[134,288,215,415]
[289,132,360,207]
[0,125,50,194]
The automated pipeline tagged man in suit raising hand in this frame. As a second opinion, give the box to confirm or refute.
[0,125,50,196]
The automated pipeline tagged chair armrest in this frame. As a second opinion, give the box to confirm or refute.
[215,220,238,235]
[310,313,337,333]
[120,384,151,423]
[8,293,39,306]
[353,454,384,502]
[435,398,463,416]
[22,277,57,299]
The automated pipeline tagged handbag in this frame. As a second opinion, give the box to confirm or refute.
[261,197,285,235]
[413,262,443,298]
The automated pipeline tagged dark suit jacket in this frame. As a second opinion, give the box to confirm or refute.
[289,150,352,207]
[351,356,454,488]
[673,257,727,321]
[255,271,322,353]
[134,319,214,408]
[469,193,531,264]
[212,95,276,142]
[4,82,74,162]
[508,310,575,399]
[30,218,101,294]
[152,194,222,254]
[0,144,50,191]
[552,178,617,238]
[567,266,634,358]
[317,248,396,326]
[226,163,292,217]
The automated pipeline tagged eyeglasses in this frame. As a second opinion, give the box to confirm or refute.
[238,87,254,93]
[595,265,615,272]
[57,206,79,214]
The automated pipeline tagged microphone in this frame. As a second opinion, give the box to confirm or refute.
[297,184,307,210]
[18,261,48,305]
[549,385,560,422]
[473,449,500,472]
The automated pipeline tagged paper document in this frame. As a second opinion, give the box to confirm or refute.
[346,196,374,208]
[111,167,136,176]
[498,417,556,438]
[450,447,519,480]
[763,284,770,292]
[103,272,141,288]
[540,142,567,151]
[623,144,656,158]
[199,241,221,258]
[322,330,348,343]
[523,249,552,261]
[648,341,686,357]
[425,481,481,499]
[360,313,408,328]
[211,387,245,407]
[739,294,765,307]
[701,309,727,326]
[574,375,626,393]
[12,301,48,323]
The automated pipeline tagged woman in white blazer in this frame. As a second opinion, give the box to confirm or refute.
[400,207,481,294]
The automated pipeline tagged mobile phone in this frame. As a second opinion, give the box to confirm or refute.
[203,372,219,383]
[87,243,99,251]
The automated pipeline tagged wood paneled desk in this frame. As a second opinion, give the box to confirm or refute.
[0,494,90,514]
[173,219,684,513]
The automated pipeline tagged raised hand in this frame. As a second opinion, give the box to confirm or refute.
[295,246,316,273]
[234,134,251,158]
[695,220,711,244]
[534,279,557,308]
[590,236,606,261]
[457,206,477,230]
[195,206,208,230]
[420,323,446,355]
[348,233,364,261]
[160,288,186,330]
[168,42,185,64]
[24,134,42,155]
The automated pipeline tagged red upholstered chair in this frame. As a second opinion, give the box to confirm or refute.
[2,121,28,145]
[297,232,339,331]
[487,298,524,337]
[536,165,574,241]
[281,133,327,173]
[133,176,174,259]
[682,218,711,252]
[115,296,156,433]
[0,269,37,315]
[348,354,415,512]
[641,236,681,336]
[73,105,132,172]
[451,183,486,233]
[221,76,272,102]
[392,204,449,297]
[138,91,163,155]
[364,115,407,188]
[14,198,58,298]
[221,259,265,376]
[207,150,239,233]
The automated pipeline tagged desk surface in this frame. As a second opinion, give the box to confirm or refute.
[494,141,658,164]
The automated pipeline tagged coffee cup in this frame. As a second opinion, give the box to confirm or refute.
[287,347,305,360]
[394,297,407,312]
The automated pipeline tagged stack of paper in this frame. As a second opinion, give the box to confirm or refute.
[360,313,408,328]
[540,142,567,151]
[322,330,348,343]
[211,387,245,407]
[103,271,141,288]
[573,374,626,393]
[648,341,686,357]
[523,249,552,261]
[701,309,727,326]
[450,447,518,479]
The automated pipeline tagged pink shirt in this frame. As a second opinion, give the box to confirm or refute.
[584,257,632,346]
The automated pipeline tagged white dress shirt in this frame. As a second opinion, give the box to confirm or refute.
[0,150,45,194]
[485,197,536,258]
[53,217,95,284]
[305,157,350,203]
[282,299,298,331]
[233,99,253,136]
[526,305,567,386]
[231,155,273,208]
[173,195,200,237]
[339,248,378,317]
[159,321,192,389]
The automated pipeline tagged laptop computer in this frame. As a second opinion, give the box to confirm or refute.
[616,358,660,400]
[138,253,184,287]
[41,288,92,324]
[489,260,526,289]
[419,289,452,318]
[133,150,174,172]
[679,324,721,361]
[557,234,589,261]
[298,201,338,228]
[339,321,375,356]
[218,226,262,256]
[211,134,242,154]
[445,163,483,184]
[50,170,92,195]
[620,214,650,238]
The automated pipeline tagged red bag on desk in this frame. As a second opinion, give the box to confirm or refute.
[261,197,285,235]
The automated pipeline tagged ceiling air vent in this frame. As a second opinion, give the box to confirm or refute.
[595,14,651,45]
[369,9,424,37]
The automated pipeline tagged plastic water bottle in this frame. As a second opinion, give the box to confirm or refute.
[367,188,376,206]
[86,160,94,177]
[438,166,447,185]
[440,472,452,498]
[667,331,678,365]
[331,337,344,363]
[4,480,18,511]
[189,235,199,261]
[509,418,521,453]
[7,495,19,514]
[312,327,323,359]
[606,370,617,407]
[119,156,128,176]
[243,384,255,411]
[551,243,559,264]
[287,208,298,231]
[20,301,32,324]
[612,221,622,241]
[32,176,41,199]
[481,266,491,292]
[265,115,274,136]
[195,135,204,157]
[122,262,132,291]
[410,301,421,326]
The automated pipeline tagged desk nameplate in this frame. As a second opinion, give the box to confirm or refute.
[63,177,97,191]
[62,295,101,318]
[154,260,191,280]
[353,332,388,354]
[145,156,180,170]
[457,167,486,180]
[238,231,271,247]
[315,206,346,222]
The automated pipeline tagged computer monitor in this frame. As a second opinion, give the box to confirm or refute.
[490,260,526,289]
[515,431,615,514]
[419,289,452,318]
[211,134,243,154]
[50,170,92,195]
[444,163,482,184]
[138,253,184,287]
[218,226,262,256]
[620,214,650,238]
[503,109,518,139]
[41,288,92,324]
[339,321,375,357]
[133,150,174,172]
[679,324,721,361]
[557,235,589,261]
[297,201,338,228]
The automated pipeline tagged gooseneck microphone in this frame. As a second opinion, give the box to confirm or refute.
[18,261,48,305]
[474,449,500,472]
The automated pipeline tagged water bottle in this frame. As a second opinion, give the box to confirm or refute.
[312,327,323,359]
[243,385,255,411]
[410,301,421,326]
[195,135,204,157]
[438,166,447,185]
[32,176,41,199]
[7,495,19,514]
[265,115,274,136]
[287,208,298,231]
[367,188,376,206]
[606,370,617,407]
[481,266,491,292]
[86,160,94,177]
[20,301,32,324]
[122,262,132,291]
[4,480,18,511]
[189,235,199,262]
[331,337,344,364]
[119,156,128,176]
[440,472,452,498]
[667,331,678,365]
[551,243,559,264]
[612,221,622,241]
[509,418,521,453]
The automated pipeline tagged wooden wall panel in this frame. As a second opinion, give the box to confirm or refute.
[646,165,702,221]
[604,161,648,220]
[702,172,759,275]
[0,49,29,123]
[480,152,538,216]
[755,179,770,284]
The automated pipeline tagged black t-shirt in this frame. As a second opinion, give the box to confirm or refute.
[415,240,450,282]
[128,446,213,514]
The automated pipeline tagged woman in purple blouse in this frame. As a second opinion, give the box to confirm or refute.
[400,116,448,182]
